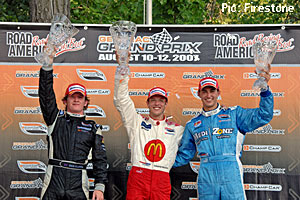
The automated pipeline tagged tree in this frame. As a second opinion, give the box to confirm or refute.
[29,0,70,22]
[0,0,299,24]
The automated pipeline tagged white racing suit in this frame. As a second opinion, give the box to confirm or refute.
[114,75,184,200]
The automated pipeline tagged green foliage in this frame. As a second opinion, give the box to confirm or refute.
[0,0,299,24]
[0,0,30,22]
[70,0,145,24]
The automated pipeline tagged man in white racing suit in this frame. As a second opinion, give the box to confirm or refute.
[114,64,184,199]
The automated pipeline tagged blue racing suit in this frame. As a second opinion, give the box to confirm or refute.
[173,88,273,200]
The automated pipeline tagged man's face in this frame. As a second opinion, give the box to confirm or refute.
[198,86,220,111]
[64,92,88,115]
[147,95,167,120]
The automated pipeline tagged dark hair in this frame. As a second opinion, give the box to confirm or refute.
[62,95,90,111]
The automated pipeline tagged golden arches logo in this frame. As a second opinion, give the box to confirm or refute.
[147,143,163,157]
[144,139,166,162]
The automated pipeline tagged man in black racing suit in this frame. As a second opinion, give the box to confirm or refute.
[39,51,107,200]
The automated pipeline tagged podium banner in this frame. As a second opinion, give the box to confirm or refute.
[0,23,299,200]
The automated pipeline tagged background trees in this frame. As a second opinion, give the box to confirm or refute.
[0,0,299,24]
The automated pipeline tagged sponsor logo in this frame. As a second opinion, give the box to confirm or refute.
[212,128,234,134]
[144,140,166,162]
[244,184,282,191]
[15,71,58,78]
[101,125,110,132]
[97,29,202,59]
[243,145,281,152]
[217,114,230,119]
[86,163,93,170]
[17,160,47,173]
[189,161,200,173]
[86,89,110,95]
[89,178,95,189]
[240,90,284,97]
[76,69,107,81]
[182,182,282,192]
[20,86,39,98]
[191,87,222,100]
[10,178,43,189]
[181,182,197,190]
[14,107,42,115]
[85,105,106,118]
[19,122,48,135]
[153,164,168,169]
[131,72,165,78]
[193,131,209,142]
[85,163,109,171]
[6,32,85,57]
[15,197,40,200]
[182,108,202,116]
[141,121,152,131]
[194,120,202,127]
[243,72,281,79]
[12,139,48,150]
[165,127,175,135]
[248,124,285,135]
[128,89,149,96]
[183,70,225,80]
[136,108,149,114]
[214,33,294,59]
[273,109,281,116]
[243,162,285,174]
[126,163,132,171]
[77,125,92,132]
[139,161,151,166]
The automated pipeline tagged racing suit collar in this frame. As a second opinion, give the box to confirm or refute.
[149,115,166,126]
[66,111,86,118]
[201,103,222,117]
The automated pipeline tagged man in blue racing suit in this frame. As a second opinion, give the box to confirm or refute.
[173,69,274,199]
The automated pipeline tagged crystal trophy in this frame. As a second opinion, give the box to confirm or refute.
[109,20,137,78]
[252,40,277,90]
[35,14,79,66]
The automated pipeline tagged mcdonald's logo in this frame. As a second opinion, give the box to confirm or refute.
[144,139,166,162]
[147,143,163,157]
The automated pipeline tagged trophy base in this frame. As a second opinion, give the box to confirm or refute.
[252,77,268,91]
[115,65,130,79]
[35,53,53,66]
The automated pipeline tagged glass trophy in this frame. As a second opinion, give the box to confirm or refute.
[109,20,137,78]
[252,40,277,90]
[35,14,79,66]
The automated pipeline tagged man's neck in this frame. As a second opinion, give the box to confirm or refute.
[203,104,218,112]
[149,114,165,121]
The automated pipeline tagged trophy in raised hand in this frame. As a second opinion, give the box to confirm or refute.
[252,40,277,90]
[109,20,137,78]
[35,14,79,66]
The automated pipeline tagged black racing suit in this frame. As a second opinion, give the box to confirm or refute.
[39,68,107,200]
